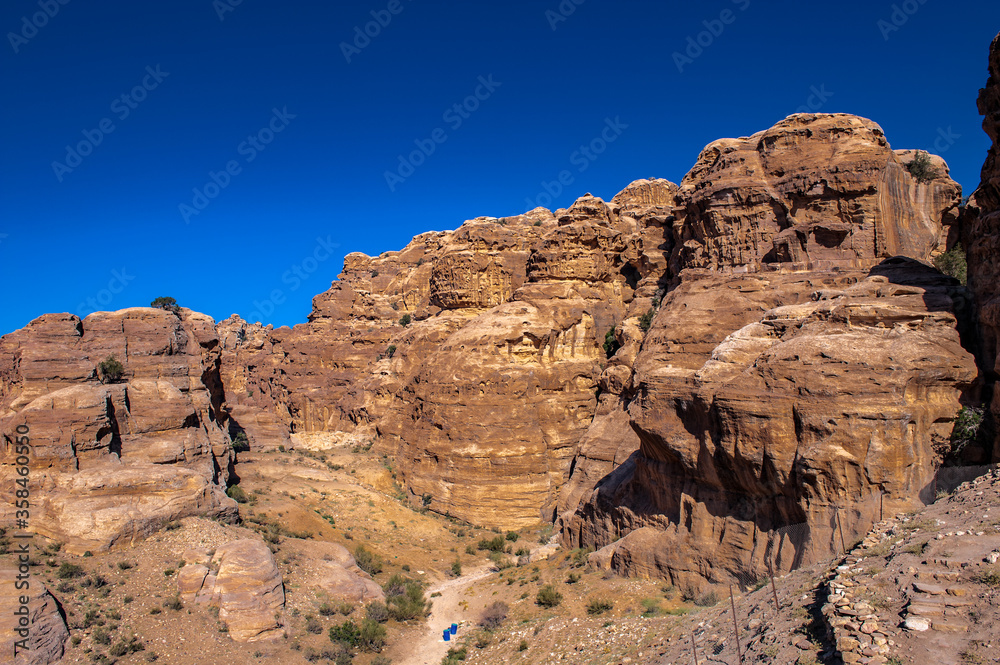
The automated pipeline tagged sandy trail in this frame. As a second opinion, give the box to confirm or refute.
[393,541,560,665]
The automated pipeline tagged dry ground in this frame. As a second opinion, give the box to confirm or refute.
[6,438,998,665]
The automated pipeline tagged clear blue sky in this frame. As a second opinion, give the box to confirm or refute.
[1,0,998,335]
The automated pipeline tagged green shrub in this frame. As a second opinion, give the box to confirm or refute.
[150,297,180,314]
[536,584,563,608]
[230,432,250,453]
[442,646,468,664]
[383,574,430,621]
[505,531,519,542]
[603,328,621,358]
[328,619,360,647]
[399,314,411,327]
[906,150,939,183]
[518,639,529,651]
[305,615,323,634]
[354,545,384,576]
[934,244,968,285]
[451,559,462,577]
[975,567,1000,587]
[92,628,111,645]
[477,536,505,552]
[586,598,613,615]
[56,563,84,579]
[638,308,655,333]
[951,406,985,454]
[358,617,387,652]
[226,485,249,504]
[318,603,336,617]
[98,355,125,384]
[365,601,389,624]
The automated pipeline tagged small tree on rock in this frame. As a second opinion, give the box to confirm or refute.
[98,355,125,384]
[906,151,939,184]
[151,297,180,314]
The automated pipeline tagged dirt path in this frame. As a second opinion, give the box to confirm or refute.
[392,541,560,665]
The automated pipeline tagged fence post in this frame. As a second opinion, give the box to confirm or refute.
[690,630,699,665]
[766,555,780,613]
[836,507,847,553]
[880,490,884,523]
[729,584,744,665]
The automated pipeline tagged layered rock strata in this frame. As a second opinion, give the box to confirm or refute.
[966,32,1000,462]
[0,309,238,554]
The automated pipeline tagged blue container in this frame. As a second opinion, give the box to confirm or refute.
[450,623,458,635]
[443,630,451,642]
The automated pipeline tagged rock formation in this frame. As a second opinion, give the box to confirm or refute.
[562,262,977,588]
[966,32,1000,462]
[178,539,285,642]
[293,540,385,604]
[0,106,982,592]
[0,570,69,665]
[0,309,238,554]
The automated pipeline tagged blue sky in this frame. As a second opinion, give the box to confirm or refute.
[1,0,998,335]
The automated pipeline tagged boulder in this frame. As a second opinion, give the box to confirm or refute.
[0,569,69,665]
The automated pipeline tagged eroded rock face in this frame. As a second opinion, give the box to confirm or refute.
[967,32,1000,462]
[178,539,285,642]
[0,570,69,665]
[217,114,971,538]
[220,194,676,526]
[561,262,977,589]
[0,309,238,554]
[673,114,960,274]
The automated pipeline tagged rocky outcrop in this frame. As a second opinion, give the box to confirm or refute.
[0,309,238,554]
[294,540,385,604]
[219,192,677,526]
[562,261,978,589]
[672,114,960,274]
[967,32,1000,462]
[214,114,971,539]
[0,570,69,665]
[557,114,976,589]
[178,539,285,642]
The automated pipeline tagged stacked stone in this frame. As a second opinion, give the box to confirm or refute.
[824,564,895,665]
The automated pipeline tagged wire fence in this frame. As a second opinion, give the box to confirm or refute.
[681,488,888,665]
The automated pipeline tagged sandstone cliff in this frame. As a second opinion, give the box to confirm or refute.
[214,114,972,550]
[556,114,975,589]
[0,309,238,554]
[967,32,1000,463]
